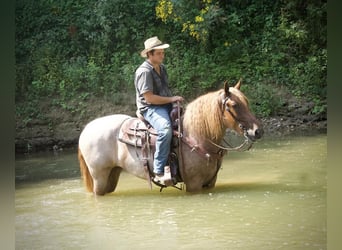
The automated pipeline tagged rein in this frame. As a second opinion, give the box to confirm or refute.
[208,132,253,152]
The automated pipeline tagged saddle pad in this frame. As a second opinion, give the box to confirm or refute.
[118,118,157,147]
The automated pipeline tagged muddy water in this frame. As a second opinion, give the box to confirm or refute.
[15,134,326,250]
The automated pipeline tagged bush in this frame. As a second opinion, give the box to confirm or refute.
[15,0,326,121]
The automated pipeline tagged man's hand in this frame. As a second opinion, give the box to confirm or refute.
[172,96,184,103]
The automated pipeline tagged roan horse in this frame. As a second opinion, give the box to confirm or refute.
[78,80,263,195]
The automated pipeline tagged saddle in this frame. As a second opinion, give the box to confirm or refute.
[118,107,182,148]
[118,116,158,148]
[118,108,183,189]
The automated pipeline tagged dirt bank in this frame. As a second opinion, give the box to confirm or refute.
[15,95,326,154]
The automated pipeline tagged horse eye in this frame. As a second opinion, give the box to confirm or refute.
[230,101,237,107]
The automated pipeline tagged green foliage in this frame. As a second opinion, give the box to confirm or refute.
[243,83,284,117]
[15,0,326,120]
[156,0,224,42]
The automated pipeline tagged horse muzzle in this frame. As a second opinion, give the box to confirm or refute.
[246,123,264,141]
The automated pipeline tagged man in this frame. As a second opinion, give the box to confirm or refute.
[134,36,184,186]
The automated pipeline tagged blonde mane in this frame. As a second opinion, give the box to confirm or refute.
[183,89,225,142]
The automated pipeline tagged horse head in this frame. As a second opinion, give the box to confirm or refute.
[221,79,264,141]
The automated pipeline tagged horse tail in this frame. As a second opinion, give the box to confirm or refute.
[78,147,94,193]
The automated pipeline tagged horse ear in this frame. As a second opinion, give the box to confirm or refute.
[234,78,242,89]
[224,80,230,97]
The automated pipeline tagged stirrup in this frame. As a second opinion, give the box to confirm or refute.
[153,167,173,186]
[152,166,174,188]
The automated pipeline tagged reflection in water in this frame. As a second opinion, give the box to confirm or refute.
[15,134,326,249]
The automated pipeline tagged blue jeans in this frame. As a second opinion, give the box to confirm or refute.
[143,105,172,175]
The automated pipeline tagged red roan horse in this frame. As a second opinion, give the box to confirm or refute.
[78,80,263,195]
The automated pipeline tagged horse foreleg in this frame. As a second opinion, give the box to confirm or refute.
[184,174,218,192]
[203,175,217,189]
[184,178,203,193]
[185,184,202,193]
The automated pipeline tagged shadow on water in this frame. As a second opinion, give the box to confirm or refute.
[97,177,324,199]
[15,149,80,186]
[213,180,324,193]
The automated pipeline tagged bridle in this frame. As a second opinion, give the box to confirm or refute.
[211,96,253,152]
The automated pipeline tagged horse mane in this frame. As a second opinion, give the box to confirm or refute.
[183,89,226,142]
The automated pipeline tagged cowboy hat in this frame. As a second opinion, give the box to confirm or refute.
[140,36,170,57]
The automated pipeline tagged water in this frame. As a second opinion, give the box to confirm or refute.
[15,134,327,250]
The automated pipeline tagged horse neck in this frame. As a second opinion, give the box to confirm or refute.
[182,92,226,144]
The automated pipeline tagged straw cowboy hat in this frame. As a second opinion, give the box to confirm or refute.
[140,36,170,57]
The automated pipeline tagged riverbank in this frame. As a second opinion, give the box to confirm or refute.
[15,95,326,154]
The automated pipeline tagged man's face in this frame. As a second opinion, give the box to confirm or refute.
[148,49,165,64]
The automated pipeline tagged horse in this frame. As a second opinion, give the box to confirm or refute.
[78,80,263,195]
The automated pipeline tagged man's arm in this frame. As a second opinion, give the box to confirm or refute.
[143,91,183,105]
